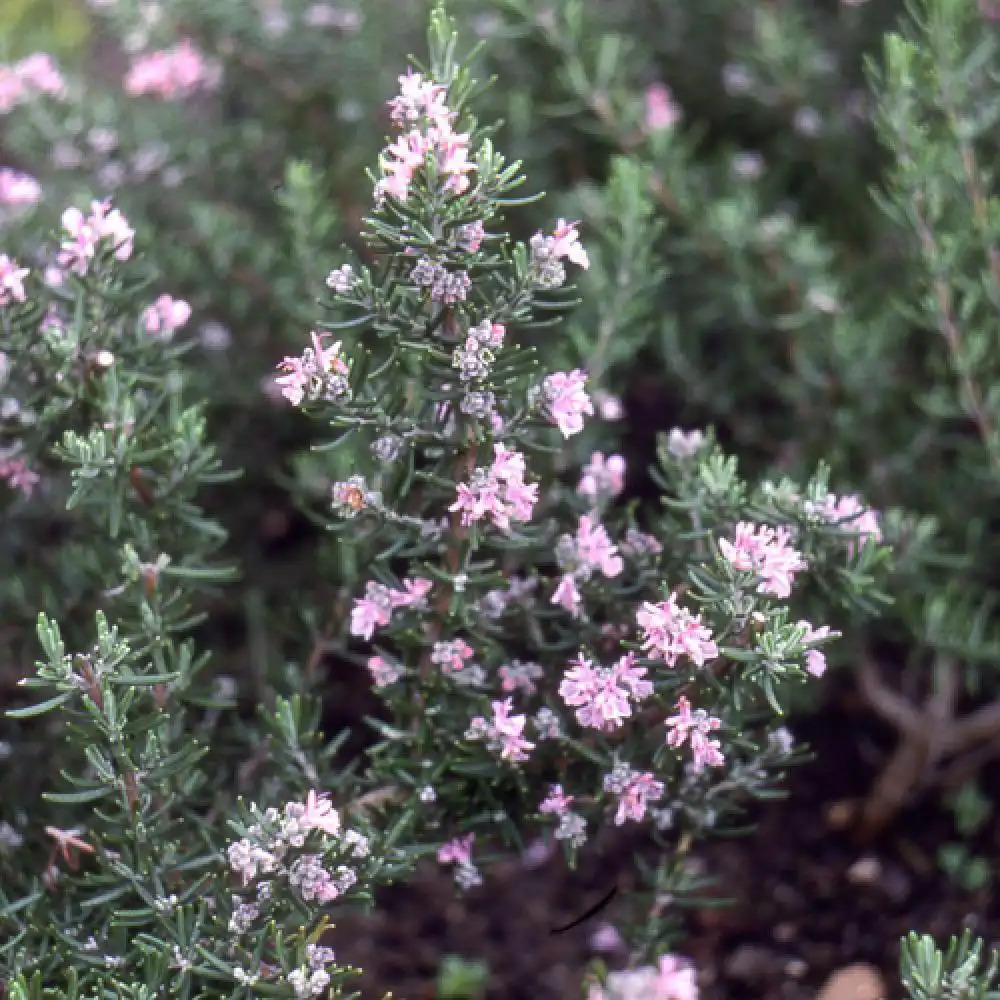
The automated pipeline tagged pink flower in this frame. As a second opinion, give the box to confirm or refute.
[491,442,525,481]
[644,82,681,131]
[551,573,583,616]
[438,833,474,865]
[551,219,590,270]
[718,522,806,599]
[57,200,134,275]
[389,576,433,608]
[539,784,574,815]
[0,255,29,305]
[591,955,700,1000]
[574,515,623,578]
[430,638,475,675]
[590,923,625,954]
[578,452,626,502]
[297,790,341,836]
[655,955,699,1000]
[459,220,486,252]
[807,492,881,556]
[367,655,403,687]
[637,595,719,667]
[0,168,41,207]
[490,697,534,761]
[0,69,24,114]
[0,457,39,496]
[665,428,705,458]
[15,54,65,97]
[542,369,593,437]
[559,652,652,732]
[594,390,624,421]
[498,659,544,694]
[388,69,451,128]
[124,40,221,100]
[376,74,474,203]
[604,767,664,825]
[350,582,394,639]
[450,444,537,531]
[142,294,191,336]
[275,331,350,406]
[0,54,65,112]
[796,621,838,678]
[665,696,724,772]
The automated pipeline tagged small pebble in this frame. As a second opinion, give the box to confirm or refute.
[725,944,780,984]
[785,958,808,979]
[814,962,887,1000]
[825,799,856,830]
[774,921,798,943]
[846,856,882,887]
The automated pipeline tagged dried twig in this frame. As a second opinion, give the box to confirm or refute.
[855,650,1000,838]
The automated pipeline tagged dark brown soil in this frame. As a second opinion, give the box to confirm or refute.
[326,678,1000,1000]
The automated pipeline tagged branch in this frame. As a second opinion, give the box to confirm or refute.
[856,652,923,737]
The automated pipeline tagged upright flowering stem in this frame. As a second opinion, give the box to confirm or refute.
[267,9,887,983]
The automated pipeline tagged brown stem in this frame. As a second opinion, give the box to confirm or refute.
[856,653,922,738]
[942,696,1000,754]
[855,656,960,839]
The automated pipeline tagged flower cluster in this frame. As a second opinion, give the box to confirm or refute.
[718,521,806,598]
[124,40,222,100]
[0,456,39,497]
[665,427,706,459]
[636,595,719,667]
[553,515,624,615]
[288,944,338,999]
[437,833,482,889]
[589,954,699,1000]
[467,697,535,762]
[578,451,626,503]
[806,492,882,555]
[367,654,404,688]
[450,443,538,531]
[498,659,544,695]
[643,82,682,133]
[276,332,352,407]
[0,53,66,114]
[376,69,474,203]
[529,218,590,288]
[558,652,652,731]
[538,784,587,847]
[411,257,472,304]
[665,696,724,773]
[349,577,432,640]
[542,369,594,437]
[603,762,665,825]
[226,791,370,917]
[326,264,358,294]
[57,199,135,276]
[0,255,29,306]
[797,621,839,678]
[452,319,506,380]
[431,638,476,675]
[142,294,192,337]
[0,168,42,209]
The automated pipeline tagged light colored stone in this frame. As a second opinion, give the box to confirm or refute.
[845,855,882,886]
[814,963,887,1000]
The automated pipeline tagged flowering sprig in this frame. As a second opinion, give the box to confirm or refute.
[277,8,891,976]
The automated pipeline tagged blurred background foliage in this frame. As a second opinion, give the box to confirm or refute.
[1,0,91,64]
